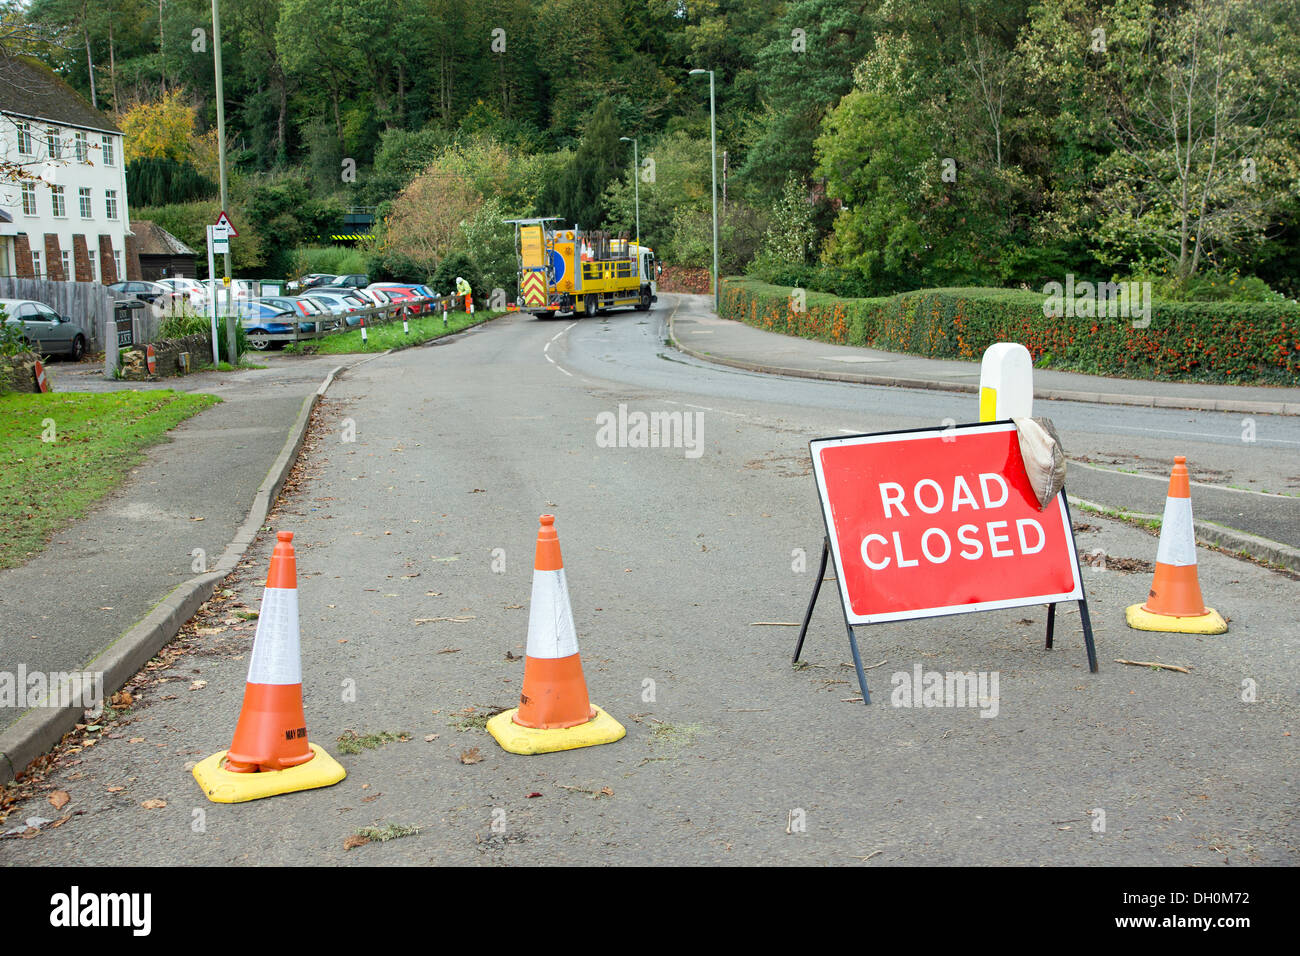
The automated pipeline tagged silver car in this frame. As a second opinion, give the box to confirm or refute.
[1,298,90,360]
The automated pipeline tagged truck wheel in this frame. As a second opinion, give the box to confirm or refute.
[637,290,651,311]
[584,297,596,318]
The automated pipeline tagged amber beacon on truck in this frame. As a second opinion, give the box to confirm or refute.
[506,217,658,318]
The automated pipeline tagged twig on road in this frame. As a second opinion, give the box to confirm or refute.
[1115,659,1190,674]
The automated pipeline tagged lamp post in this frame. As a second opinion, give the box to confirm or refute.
[688,68,718,311]
[619,136,640,278]
[211,0,234,362]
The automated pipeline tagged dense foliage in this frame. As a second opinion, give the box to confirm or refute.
[721,278,1300,383]
[3,0,1297,313]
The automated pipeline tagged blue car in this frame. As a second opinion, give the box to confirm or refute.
[236,301,297,350]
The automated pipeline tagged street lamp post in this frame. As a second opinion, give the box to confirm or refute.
[211,0,234,362]
[619,136,640,278]
[689,68,719,311]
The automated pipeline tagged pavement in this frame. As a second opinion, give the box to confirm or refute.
[667,301,1300,416]
[0,353,349,774]
[0,302,1295,866]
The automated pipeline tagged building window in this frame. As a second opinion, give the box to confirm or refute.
[101,136,115,166]
[87,248,97,281]
[114,249,123,279]
[32,249,43,278]
[17,121,33,155]
[21,182,37,215]
[47,127,61,158]
[74,131,88,162]
[51,185,66,217]
[105,189,119,219]
[61,249,72,279]
[79,187,92,218]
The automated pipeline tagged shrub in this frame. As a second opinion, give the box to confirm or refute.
[157,311,246,363]
[719,278,1299,383]
[430,252,484,299]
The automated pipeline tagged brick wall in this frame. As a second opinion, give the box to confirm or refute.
[124,231,143,281]
[43,235,65,281]
[13,235,34,279]
[98,235,119,285]
[120,333,210,380]
[72,235,93,283]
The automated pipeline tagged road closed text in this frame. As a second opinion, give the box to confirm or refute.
[859,474,1047,569]
[812,425,1082,623]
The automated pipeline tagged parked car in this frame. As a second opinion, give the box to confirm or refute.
[0,298,90,360]
[331,273,369,289]
[286,273,337,292]
[303,289,371,327]
[108,280,184,310]
[233,301,298,350]
[200,278,257,306]
[154,277,207,308]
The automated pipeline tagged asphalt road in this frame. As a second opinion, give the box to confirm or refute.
[2,297,1295,865]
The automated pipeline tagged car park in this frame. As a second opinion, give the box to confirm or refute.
[0,298,90,360]
[253,296,339,333]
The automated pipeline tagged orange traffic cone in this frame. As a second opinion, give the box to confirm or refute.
[192,531,346,802]
[487,515,625,754]
[1125,457,1227,634]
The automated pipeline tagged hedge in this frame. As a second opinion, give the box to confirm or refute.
[720,278,1300,384]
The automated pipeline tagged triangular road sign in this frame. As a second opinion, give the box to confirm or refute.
[214,211,239,237]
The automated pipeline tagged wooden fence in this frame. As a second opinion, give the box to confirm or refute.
[0,277,117,350]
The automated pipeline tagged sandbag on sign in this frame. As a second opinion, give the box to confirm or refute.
[1014,417,1066,510]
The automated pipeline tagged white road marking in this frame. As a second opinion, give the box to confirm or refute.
[1100,423,1300,446]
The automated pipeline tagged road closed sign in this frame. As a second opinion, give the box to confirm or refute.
[811,421,1083,625]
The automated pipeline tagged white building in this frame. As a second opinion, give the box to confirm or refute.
[0,55,132,284]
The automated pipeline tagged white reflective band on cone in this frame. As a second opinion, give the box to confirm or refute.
[246,587,302,684]
[1155,496,1197,567]
[526,569,579,659]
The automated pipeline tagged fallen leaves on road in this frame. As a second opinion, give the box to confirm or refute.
[413,616,475,625]
[424,734,440,742]
[48,791,70,810]
[437,647,461,654]
[558,784,614,799]
[189,680,207,690]
[343,834,370,850]
[460,747,484,765]
[140,799,167,809]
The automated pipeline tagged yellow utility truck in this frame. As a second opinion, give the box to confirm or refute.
[506,217,658,317]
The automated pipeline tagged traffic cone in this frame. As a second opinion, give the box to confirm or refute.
[1125,457,1227,634]
[192,531,346,802]
[487,515,626,755]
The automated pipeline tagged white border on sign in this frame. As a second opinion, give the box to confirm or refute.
[810,422,1084,625]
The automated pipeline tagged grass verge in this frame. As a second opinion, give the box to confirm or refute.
[283,310,502,355]
[0,390,219,570]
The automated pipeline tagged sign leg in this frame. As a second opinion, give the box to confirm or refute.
[1079,598,1099,673]
[1045,603,1056,650]
[792,538,829,664]
[842,613,871,706]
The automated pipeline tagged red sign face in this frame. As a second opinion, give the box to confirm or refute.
[811,422,1082,624]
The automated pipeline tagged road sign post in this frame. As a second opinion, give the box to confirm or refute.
[206,225,221,364]
[796,421,1096,703]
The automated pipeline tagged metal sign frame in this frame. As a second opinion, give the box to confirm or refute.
[795,420,1097,704]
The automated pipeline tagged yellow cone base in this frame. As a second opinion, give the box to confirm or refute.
[192,743,346,804]
[1125,604,1228,635]
[487,704,625,755]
